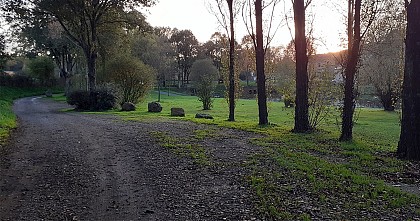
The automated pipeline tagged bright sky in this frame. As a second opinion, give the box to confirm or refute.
[143,0,347,54]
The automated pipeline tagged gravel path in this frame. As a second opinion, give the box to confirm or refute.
[0,97,262,221]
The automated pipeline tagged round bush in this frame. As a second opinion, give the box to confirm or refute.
[67,89,117,111]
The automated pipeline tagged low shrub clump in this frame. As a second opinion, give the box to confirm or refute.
[0,73,34,87]
[67,89,117,111]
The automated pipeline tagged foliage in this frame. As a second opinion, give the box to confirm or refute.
[0,72,34,87]
[3,0,155,91]
[67,90,91,110]
[89,90,117,111]
[341,0,391,141]
[308,71,342,130]
[170,29,199,87]
[273,56,296,107]
[105,55,155,105]
[27,56,56,86]
[17,16,78,95]
[131,32,177,86]
[360,24,405,111]
[190,59,219,110]
[67,89,117,111]
[0,35,8,71]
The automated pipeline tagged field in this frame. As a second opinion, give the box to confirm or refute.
[111,92,419,219]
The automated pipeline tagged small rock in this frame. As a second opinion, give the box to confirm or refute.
[195,113,213,119]
[45,89,52,97]
[148,102,162,112]
[121,102,136,111]
[171,107,185,117]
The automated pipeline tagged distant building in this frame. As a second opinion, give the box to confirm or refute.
[309,51,344,83]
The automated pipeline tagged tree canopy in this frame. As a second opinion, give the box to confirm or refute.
[3,0,155,91]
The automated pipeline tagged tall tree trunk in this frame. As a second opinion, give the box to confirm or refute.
[398,0,420,161]
[227,0,235,121]
[340,0,361,141]
[293,0,310,132]
[87,51,97,92]
[87,18,98,92]
[64,76,72,96]
[255,0,268,125]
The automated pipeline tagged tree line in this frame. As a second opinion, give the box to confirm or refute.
[1,0,419,161]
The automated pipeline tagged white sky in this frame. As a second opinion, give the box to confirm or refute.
[143,0,347,54]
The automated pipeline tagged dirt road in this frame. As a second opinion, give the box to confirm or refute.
[0,97,260,221]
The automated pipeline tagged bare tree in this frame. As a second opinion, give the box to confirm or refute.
[340,0,379,141]
[359,1,405,111]
[241,0,283,125]
[360,29,404,111]
[398,0,420,161]
[292,0,312,132]
[211,0,238,121]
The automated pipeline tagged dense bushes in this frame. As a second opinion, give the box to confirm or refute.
[27,56,56,86]
[0,72,34,87]
[190,59,218,110]
[105,55,155,105]
[67,89,117,111]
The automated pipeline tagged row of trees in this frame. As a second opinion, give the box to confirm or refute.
[1,0,419,160]
[213,0,420,161]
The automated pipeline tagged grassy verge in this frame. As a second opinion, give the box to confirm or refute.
[0,86,61,145]
[150,131,210,166]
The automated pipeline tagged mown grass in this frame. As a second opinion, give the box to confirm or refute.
[51,91,420,219]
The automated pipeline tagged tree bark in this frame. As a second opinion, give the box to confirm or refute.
[227,0,235,122]
[340,0,361,142]
[293,0,310,133]
[398,0,420,161]
[86,50,97,92]
[255,0,269,125]
[64,76,73,97]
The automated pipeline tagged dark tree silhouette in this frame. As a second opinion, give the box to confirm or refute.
[254,0,268,125]
[398,0,420,160]
[214,0,237,121]
[227,0,236,122]
[170,29,199,87]
[293,0,310,132]
[340,0,362,141]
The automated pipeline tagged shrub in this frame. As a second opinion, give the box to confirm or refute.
[190,59,218,110]
[67,89,117,111]
[90,90,117,111]
[67,90,91,110]
[105,55,155,105]
[27,56,56,86]
[0,73,34,87]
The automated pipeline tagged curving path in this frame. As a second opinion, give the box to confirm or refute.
[0,97,261,221]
